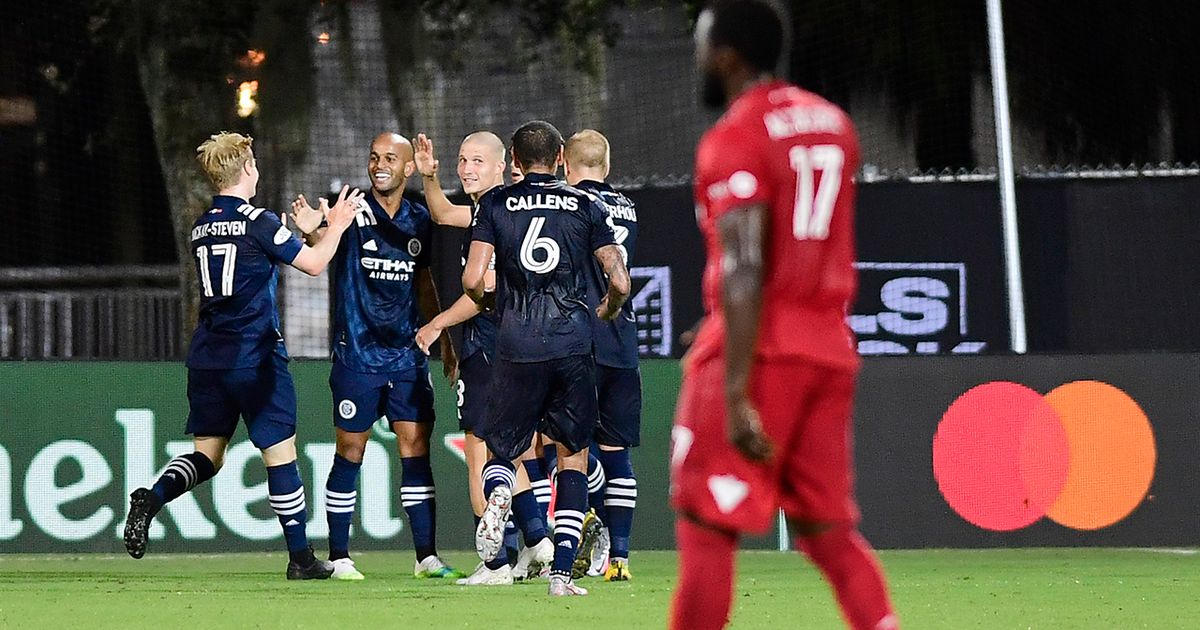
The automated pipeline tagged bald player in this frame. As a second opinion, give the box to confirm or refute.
[291,132,460,580]
[413,132,554,585]
[564,130,642,581]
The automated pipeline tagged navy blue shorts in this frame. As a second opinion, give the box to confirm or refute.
[329,361,435,433]
[595,365,642,448]
[477,354,599,461]
[456,351,493,432]
[186,353,297,449]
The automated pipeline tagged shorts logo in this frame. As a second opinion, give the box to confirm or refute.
[338,399,357,420]
[273,225,291,245]
[407,238,422,257]
[727,171,758,199]
[707,474,749,514]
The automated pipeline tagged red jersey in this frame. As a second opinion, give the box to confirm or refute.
[690,80,860,371]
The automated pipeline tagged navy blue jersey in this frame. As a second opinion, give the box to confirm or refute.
[472,172,616,363]
[459,192,500,362]
[575,180,639,369]
[331,193,433,373]
[186,195,304,370]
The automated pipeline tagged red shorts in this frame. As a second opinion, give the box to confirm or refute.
[671,357,861,534]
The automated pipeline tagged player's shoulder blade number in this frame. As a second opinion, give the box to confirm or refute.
[195,243,237,297]
[519,216,561,274]
[788,144,844,240]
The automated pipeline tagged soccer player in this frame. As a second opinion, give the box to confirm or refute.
[123,132,363,579]
[564,129,641,581]
[463,120,630,596]
[290,132,459,581]
[412,131,554,585]
[670,2,898,629]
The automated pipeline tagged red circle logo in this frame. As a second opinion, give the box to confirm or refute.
[933,380,1155,532]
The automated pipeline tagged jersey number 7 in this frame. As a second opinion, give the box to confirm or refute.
[196,243,238,297]
[789,144,844,241]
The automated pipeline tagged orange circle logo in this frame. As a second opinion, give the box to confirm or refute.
[932,380,1156,532]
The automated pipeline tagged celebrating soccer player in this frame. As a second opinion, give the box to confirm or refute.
[290,132,460,581]
[123,132,363,580]
[463,120,630,596]
[564,130,642,581]
[670,2,899,629]
[412,131,554,585]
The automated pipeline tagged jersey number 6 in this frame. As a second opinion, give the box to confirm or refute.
[789,144,844,241]
[520,216,561,274]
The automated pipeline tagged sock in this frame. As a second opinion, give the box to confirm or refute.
[266,461,310,556]
[523,459,551,523]
[670,517,737,630]
[597,448,636,560]
[150,452,217,513]
[400,456,438,562]
[549,469,587,577]
[797,526,898,630]
[324,454,361,560]
[482,458,516,496]
[586,451,609,525]
[512,489,549,546]
[504,519,521,562]
[475,515,510,570]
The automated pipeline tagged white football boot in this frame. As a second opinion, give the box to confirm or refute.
[512,538,555,580]
[475,485,513,562]
[455,562,514,586]
[330,557,364,580]
[548,573,589,596]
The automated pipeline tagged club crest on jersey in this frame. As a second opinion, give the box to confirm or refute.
[338,400,357,419]
[407,238,422,257]
[273,225,291,245]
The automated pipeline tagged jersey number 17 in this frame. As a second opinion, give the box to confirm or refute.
[195,243,237,297]
[788,144,844,241]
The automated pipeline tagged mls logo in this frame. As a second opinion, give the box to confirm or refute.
[850,262,987,355]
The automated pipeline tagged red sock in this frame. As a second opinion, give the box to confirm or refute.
[670,517,737,630]
[798,526,898,630]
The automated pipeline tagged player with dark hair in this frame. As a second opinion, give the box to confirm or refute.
[464,120,631,596]
[124,132,363,579]
[564,129,641,581]
[671,2,898,628]
[290,132,460,581]
[412,130,554,585]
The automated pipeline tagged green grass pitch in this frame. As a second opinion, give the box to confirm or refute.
[0,548,1195,628]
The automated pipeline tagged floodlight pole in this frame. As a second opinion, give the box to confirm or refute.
[986,0,1028,353]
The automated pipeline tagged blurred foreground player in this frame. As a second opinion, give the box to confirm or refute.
[464,121,630,596]
[670,3,898,629]
[124,132,362,579]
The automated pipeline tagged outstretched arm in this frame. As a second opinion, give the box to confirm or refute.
[716,204,772,463]
[593,244,631,321]
[414,133,473,228]
[290,186,364,276]
[416,267,458,381]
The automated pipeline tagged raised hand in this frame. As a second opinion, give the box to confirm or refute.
[414,133,439,178]
[289,194,326,235]
[324,185,365,232]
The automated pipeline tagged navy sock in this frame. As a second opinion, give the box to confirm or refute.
[586,451,609,525]
[598,448,637,560]
[476,515,509,570]
[512,489,548,546]
[325,454,361,560]
[482,459,516,496]
[150,452,216,512]
[523,458,551,523]
[266,461,309,554]
[550,469,587,577]
[504,520,520,563]
[400,456,437,561]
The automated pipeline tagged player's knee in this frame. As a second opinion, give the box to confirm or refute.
[393,422,431,457]
[335,432,369,463]
[259,436,298,467]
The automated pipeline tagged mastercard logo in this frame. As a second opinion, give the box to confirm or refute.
[932,380,1156,532]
